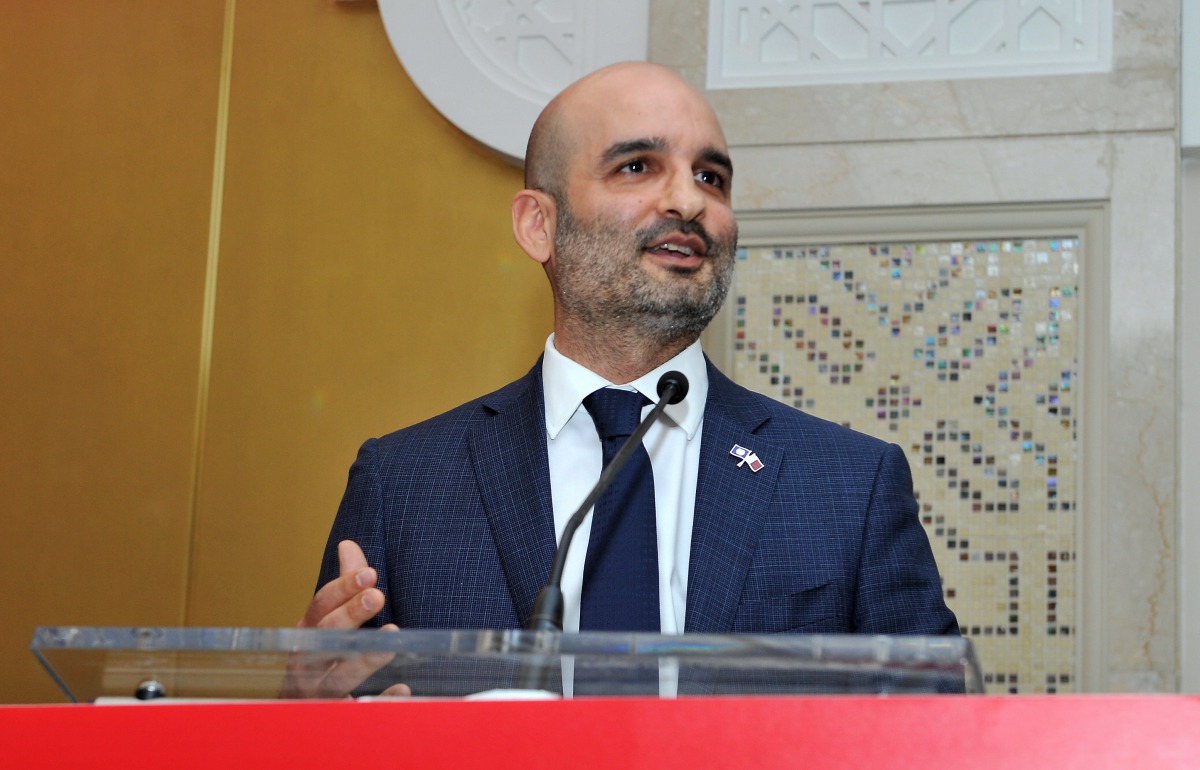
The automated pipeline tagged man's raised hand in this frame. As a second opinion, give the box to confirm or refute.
[281,540,410,698]
[300,540,392,630]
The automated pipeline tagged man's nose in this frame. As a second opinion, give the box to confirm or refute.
[658,166,706,222]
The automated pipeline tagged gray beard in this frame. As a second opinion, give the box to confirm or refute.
[552,203,737,349]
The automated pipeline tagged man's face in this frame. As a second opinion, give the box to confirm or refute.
[545,71,739,346]
[552,195,736,346]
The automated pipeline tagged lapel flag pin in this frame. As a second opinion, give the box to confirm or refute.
[729,444,765,472]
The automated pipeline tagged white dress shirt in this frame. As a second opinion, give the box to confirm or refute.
[541,334,708,635]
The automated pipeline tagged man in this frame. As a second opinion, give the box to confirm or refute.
[295,62,957,693]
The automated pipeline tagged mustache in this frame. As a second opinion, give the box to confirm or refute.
[636,219,717,255]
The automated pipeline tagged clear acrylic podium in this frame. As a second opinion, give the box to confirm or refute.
[31,626,983,702]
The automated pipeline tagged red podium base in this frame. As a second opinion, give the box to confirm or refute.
[3,695,1197,768]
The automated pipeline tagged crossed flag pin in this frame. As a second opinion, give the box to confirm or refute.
[729,444,764,472]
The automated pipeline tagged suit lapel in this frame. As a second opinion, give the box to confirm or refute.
[468,362,557,627]
[685,364,782,633]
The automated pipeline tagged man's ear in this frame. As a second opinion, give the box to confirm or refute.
[512,189,556,265]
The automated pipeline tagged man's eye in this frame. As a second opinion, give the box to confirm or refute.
[619,159,647,174]
[696,169,725,189]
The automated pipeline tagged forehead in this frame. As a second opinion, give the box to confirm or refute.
[565,73,729,168]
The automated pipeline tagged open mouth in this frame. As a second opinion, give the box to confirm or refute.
[645,233,708,264]
[651,242,698,257]
[645,243,707,272]
[638,220,715,271]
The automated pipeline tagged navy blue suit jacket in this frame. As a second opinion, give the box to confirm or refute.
[319,359,958,636]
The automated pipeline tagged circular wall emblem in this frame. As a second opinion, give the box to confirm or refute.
[378,1,649,162]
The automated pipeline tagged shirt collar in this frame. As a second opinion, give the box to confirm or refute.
[542,334,708,440]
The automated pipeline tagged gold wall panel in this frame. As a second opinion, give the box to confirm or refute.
[183,2,548,628]
[0,1,549,702]
[0,3,225,702]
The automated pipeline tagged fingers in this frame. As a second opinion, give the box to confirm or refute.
[299,570,380,628]
[280,623,406,700]
[285,540,402,698]
[310,649,396,697]
[316,586,386,629]
[380,682,413,697]
[281,649,392,699]
[299,540,383,629]
[336,539,369,575]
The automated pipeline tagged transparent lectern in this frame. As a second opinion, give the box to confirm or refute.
[32,626,983,702]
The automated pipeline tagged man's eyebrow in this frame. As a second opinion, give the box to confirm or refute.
[600,137,668,165]
[600,137,734,178]
[700,147,734,177]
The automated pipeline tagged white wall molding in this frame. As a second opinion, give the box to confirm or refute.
[1184,0,1198,153]
[377,0,648,161]
[1182,157,1199,693]
[707,0,1114,89]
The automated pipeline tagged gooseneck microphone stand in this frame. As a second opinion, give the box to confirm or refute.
[515,372,689,691]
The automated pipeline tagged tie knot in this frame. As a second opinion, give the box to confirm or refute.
[583,388,650,441]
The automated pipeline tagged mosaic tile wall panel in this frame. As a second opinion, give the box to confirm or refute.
[729,237,1080,694]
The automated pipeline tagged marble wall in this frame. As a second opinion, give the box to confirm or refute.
[1180,0,1200,697]
[659,0,1182,691]
[1182,157,1199,694]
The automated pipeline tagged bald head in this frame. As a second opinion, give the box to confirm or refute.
[523,62,722,201]
[510,61,737,378]
[523,94,571,199]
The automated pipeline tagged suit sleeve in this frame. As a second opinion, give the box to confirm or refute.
[316,438,394,629]
[851,443,959,635]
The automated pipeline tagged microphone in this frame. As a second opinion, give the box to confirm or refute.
[515,371,688,691]
[524,371,689,634]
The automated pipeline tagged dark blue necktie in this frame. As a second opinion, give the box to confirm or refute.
[579,388,660,632]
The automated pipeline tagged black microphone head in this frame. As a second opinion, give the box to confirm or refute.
[656,371,689,404]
